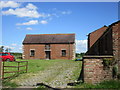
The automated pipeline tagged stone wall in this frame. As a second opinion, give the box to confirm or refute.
[83,56,113,84]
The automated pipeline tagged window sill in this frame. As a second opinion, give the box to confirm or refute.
[61,56,66,57]
[30,56,34,57]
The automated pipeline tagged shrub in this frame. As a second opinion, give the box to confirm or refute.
[102,58,114,68]
[117,73,120,80]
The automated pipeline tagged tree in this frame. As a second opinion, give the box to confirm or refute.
[76,52,85,58]
[76,53,81,58]
[5,48,11,52]
[5,48,9,52]
[80,53,85,57]
[0,46,4,52]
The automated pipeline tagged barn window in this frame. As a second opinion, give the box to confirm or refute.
[45,44,50,50]
[30,50,35,56]
[61,50,66,56]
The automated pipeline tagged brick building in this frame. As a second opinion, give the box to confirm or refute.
[22,34,75,60]
[86,20,120,73]
[88,26,108,48]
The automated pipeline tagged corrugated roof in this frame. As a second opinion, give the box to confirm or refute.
[23,33,75,44]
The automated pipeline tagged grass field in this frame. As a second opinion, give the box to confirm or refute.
[2,59,82,88]
[2,59,120,89]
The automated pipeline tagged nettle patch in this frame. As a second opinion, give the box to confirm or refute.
[102,58,114,68]
[102,57,118,78]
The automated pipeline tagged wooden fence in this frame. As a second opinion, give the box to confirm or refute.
[2,61,28,79]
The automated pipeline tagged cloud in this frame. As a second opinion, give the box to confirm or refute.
[0,1,20,8]
[51,8,72,18]
[11,43,17,46]
[4,46,15,50]
[52,13,59,18]
[1,2,72,21]
[19,47,22,50]
[26,27,33,30]
[2,44,22,53]
[61,11,72,15]
[40,20,48,24]
[16,20,39,25]
[51,8,72,15]
[76,40,87,53]
[26,3,37,10]
[2,8,40,18]
[2,3,44,18]
[16,27,21,30]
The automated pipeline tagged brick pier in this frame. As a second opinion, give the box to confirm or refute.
[83,56,113,84]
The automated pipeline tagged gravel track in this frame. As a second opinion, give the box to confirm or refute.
[11,61,81,88]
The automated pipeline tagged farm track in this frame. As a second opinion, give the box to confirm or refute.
[11,61,81,88]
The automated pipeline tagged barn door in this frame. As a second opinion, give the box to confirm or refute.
[45,51,51,60]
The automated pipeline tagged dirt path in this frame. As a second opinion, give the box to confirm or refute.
[11,61,81,88]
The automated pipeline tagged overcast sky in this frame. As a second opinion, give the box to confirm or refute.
[0,1,118,53]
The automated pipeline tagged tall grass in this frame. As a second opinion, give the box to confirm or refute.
[75,80,120,89]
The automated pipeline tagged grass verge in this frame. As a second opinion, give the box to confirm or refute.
[75,80,120,89]
[2,80,18,88]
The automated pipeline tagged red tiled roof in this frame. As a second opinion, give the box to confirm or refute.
[23,33,75,44]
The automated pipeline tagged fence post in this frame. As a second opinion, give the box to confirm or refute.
[1,61,28,79]
[26,61,28,73]
[0,60,2,88]
[18,62,20,73]
[2,62,4,79]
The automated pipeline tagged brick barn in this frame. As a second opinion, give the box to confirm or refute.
[86,20,120,73]
[22,34,75,60]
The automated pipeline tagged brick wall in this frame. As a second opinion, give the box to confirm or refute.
[23,44,45,59]
[88,26,107,49]
[83,56,113,84]
[51,44,75,60]
[112,23,120,74]
[113,22,120,74]
[87,21,120,74]
[86,28,113,55]
[23,43,75,60]
[118,22,120,74]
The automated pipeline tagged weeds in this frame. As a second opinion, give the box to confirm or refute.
[75,80,120,89]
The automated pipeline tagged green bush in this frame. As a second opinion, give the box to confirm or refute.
[117,73,120,80]
[112,66,118,78]
[102,58,114,68]
[11,52,22,59]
